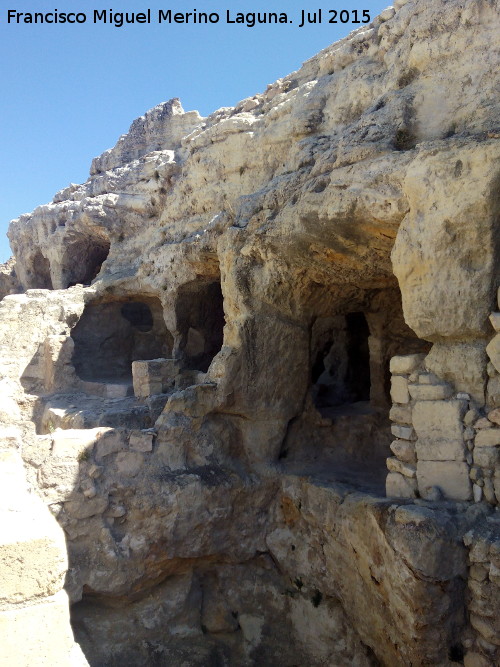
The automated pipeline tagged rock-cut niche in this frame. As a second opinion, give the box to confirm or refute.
[175,279,225,372]
[71,296,173,383]
[283,288,430,476]
[30,250,53,289]
[63,235,110,288]
[312,312,371,414]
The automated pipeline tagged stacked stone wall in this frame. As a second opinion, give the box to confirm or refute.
[387,297,500,505]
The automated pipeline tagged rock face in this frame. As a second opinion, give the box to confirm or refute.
[2,0,500,664]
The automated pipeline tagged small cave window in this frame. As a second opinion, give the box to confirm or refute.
[71,296,172,383]
[31,251,53,290]
[312,312,371,414]
[121,302,154,332]
[64,237,110,288]
[176,280,225,372]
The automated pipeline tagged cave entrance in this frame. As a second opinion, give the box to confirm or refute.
[31,251,53,289]
[176,280,225,372]
[282,287,431,484]
[63,236,110,288]
[312,312,371,416]
[71,295,173,384]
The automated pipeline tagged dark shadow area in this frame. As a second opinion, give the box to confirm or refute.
[31,250,53,289]
[176,280,225,372]
[71,295,173,383]
[312,312,371,413]
[63,236,110,288]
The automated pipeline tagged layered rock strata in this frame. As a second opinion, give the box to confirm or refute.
[2,0,500,664]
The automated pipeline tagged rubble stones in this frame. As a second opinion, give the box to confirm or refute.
[475,429,500,447]
[390,354,426,375]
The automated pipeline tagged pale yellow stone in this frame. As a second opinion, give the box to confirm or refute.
[417,461,472,501]
[390,375,410,404]
[386,472,417,498]
[413,400,467,461]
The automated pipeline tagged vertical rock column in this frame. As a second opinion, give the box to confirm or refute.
[386,354,422,498]
[0,428,87,666]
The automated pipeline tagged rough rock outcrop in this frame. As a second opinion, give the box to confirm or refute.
[2,0,500,664]
[0,257,22,300]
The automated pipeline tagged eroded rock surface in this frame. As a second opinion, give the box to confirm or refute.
[2,0,500,664]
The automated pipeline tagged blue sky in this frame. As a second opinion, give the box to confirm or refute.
[0,1,389,262]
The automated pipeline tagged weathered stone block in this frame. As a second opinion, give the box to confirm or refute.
[386,457,416,478]
[51,428,103,458]
[475,417,493,429]
[132,358,180,398]
[143,379,162,396]
[424,342,487,405]
[413,400,467,461]
[391,424,416,441]
[389,404,412,425]
[391,375,409,404]
[132,361,149,378]
[389,354,425,375]
[475,429,500,447]
[417,461,472,501]
[390,439,416,464]
[385,472,417,498]
[418,372,441,385]
[408,383,453,401]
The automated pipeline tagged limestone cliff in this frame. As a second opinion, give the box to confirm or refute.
[2,0,500,665]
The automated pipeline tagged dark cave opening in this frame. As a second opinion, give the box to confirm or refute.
[312,312,371,412]
[176,280,225,372]
[121,302,154,332]
[64,236,110,288]
[71,296,173,383]
[281,288,431,481]
[31,251,53,290]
